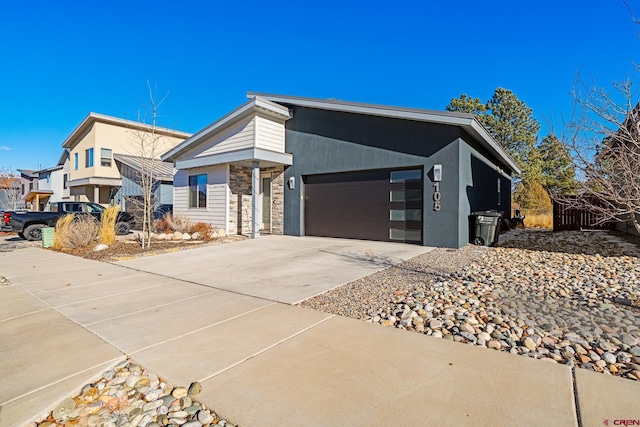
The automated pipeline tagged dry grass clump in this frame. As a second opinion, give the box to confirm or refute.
[524,212,553,229]
[153,216,172,233]
[54,214,99,249]
[156,213,193,233]
[189,222,214,241]
[100,205,120,245]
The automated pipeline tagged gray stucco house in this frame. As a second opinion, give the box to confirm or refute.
[162,93,520,248]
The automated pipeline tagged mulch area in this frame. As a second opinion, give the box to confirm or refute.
[52,236,245,262]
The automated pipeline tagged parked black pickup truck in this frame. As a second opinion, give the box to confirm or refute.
[1,202,134,241]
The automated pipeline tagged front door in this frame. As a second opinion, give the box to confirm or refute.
[259,175,271,231]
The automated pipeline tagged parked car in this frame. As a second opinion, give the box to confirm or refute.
[1,202,135,241]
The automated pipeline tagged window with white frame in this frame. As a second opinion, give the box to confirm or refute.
[101,148,112,167]
[189,174,207,208]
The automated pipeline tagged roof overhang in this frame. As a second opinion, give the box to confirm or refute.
[24,190,54,202]
[62,113,191,150]
[162,96,291,162]
[175,148,293,170]
[113,154,174,181]
[248,92,522,175]
[36,165,64,175]
[67,177,122,187]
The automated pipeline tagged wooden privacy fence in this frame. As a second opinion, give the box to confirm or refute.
[553,198,613,231]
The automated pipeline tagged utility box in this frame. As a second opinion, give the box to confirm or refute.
[41,227,54,248]
[470,211,502,246]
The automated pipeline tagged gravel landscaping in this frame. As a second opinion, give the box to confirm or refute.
[300,229,640,381]
[31,360,235,427]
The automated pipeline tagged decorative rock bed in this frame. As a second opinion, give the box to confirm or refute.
[300,230,640,381]
[31,360,235,427]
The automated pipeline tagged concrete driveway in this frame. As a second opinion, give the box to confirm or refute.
[116,235,432,304]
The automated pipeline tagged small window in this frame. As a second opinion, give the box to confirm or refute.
[390,209,422,221]
[390,169,422,183]
[85,148,94,167]
[63,173,68,189]
[101,148,112,167]
[74,153,79,170]
[189,174,207,208]
[45,174,50,183]
[390,189,422,202]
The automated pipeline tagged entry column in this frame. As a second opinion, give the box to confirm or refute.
[251,161,260,238]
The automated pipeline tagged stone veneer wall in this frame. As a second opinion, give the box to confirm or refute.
[228,165,284,235]
[228,165,252,235]
[264,166,284,235]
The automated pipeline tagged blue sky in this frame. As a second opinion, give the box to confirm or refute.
[1,1,638,170]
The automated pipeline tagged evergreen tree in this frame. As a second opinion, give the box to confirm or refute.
[446,88,542,182]
[538,134,578,196]
[447,88,553,214]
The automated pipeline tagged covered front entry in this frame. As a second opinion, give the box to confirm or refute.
[303,168,423,244]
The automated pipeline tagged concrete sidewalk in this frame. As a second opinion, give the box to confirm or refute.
[1,237,639,426]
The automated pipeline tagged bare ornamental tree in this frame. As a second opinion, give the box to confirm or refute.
[558,72,640,234]
[125,83,170,249]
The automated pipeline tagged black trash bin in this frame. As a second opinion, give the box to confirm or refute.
[470,211,502,246]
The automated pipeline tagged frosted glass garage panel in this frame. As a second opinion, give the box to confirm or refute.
[390,170,422,183]
[390,189,422,202]
[389,209,421,221]
[389,228,422,241]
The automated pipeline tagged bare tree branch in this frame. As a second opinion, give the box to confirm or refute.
[557,68,640,234]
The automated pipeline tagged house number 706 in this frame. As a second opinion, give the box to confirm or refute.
[433,182,441,211]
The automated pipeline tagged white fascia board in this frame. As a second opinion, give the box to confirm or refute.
[250,92,472,127]
[162,97,291,163]
[175,148,293,170]
[67,177,123,187]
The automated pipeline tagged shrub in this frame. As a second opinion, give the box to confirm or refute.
[100,205,120,245]
[153,216,172,233]
[54,214,100,249]
[162,213,193,234]
[189,222,214,241]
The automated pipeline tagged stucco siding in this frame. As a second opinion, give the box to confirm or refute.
[68,125,97,180]
[255,114,285,153]
[174,165,228,231]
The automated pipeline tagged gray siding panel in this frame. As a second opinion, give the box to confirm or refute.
[193,117,256,158]
[255,115,285,152]
[174,165,228,230]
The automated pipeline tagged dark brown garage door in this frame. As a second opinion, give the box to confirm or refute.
[304,169,423,244]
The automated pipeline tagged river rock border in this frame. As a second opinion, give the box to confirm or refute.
[300,230,640,381]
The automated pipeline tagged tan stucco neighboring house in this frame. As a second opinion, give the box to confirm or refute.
[62,113,191,206]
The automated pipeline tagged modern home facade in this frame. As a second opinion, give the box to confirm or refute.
[163,93,520,248]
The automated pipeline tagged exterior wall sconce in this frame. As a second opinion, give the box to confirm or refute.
[433,164,442,182]
[288,176,295,189]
